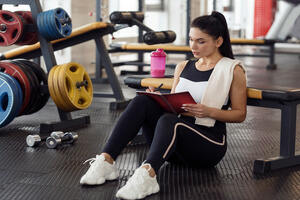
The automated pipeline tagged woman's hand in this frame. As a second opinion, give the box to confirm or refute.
[146,86,155,92]
[146,86,161,94]
[181,103,212,118]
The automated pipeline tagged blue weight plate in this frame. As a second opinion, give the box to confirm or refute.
[37,8,72,41]
[37,11,52,40]
[0,71,23,116]
[54,8,65,18]
[6,73,23,116]
[60,9,72,37]
[46,10,60,40]
[49,11,61,39]
[54,9,62,31]
[0,72,22,127]
[36,13,45,39]
[61,24,72,37]
[44,11,54,40]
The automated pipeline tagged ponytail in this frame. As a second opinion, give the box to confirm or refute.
[191,11,234,59]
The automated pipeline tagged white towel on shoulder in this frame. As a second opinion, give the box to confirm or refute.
[195,57,246,127]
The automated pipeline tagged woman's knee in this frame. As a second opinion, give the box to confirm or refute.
[159,113,178,121]
[127,95,152,110]
[130,95,154,107]
[156,113,178,128]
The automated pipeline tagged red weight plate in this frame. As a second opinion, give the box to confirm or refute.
[0,10,24,46]
[0,61,31,115]
[15,11,38,45]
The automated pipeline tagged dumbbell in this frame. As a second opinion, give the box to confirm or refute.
[46,132,78,149]
[143,30,176,45]
[26,131,64,147]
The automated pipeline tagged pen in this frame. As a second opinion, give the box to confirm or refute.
[154,83,163,92]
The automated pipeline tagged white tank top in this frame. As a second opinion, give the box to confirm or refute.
[175,60,229,105]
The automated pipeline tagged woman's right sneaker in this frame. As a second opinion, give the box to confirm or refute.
[80,154,119,185]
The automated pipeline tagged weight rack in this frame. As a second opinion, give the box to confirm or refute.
[0,0,90,134]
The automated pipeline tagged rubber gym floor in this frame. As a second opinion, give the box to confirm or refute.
[0,53,300,200]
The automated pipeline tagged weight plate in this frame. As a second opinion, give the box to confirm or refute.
[0,10,24,46]
[53,66,75,111]
[37,8,72,41]
[14,11,38,45]
[0,72,22,127]
[0,72,23,118]
[48,66,70,111]
[0,61,31,115]
[57,63,93,110]
[1,72,24,118]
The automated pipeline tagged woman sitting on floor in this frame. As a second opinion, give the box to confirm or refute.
[80,11,247,200]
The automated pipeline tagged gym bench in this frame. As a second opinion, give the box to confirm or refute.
[109,39,276,71]
[0,22,130,110]
[124,76,300,174]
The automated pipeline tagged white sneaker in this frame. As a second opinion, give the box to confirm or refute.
[80,154,119,185]
[116,163,160,199]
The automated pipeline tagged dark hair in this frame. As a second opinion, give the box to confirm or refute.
[191,11,234,59]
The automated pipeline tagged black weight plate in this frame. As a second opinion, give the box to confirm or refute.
[15,59,49,113]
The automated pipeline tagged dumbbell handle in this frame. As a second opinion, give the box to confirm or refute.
[46,132,78,149]
[26,135,46,147]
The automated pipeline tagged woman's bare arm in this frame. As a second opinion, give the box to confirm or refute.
[171,60,188,93]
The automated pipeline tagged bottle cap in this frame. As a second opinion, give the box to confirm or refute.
[150,48,166,57]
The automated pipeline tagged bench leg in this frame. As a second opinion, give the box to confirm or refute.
[254,154,300,174]
[253,103,298,173]
[266,43,277,70]
[92,50,109,84]
[94,36,130,110]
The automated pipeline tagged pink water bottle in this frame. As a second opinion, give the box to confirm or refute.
[150,48,166,78]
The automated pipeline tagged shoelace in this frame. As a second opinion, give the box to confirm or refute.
[141,162,152,172]
[83,157,97,166]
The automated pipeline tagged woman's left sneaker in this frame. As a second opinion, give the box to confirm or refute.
[116,164,159,200]
[80,154,119,185]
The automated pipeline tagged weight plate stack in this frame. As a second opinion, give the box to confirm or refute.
[0,61,31,115]
[48,62,93,112]
[37,7,72,41]
[8,60,40,115]
[0,72,23,127]
[15,59,49,113]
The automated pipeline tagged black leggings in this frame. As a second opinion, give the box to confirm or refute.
[102,95,227,173]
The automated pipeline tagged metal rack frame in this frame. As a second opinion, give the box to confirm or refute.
[0,0,90,134]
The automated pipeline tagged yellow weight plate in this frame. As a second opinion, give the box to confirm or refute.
[48,66,69,111]
[55,64,77,111]
[53,66,75,111]
[57,62,93,110]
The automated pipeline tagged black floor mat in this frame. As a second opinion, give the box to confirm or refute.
[0,54,300,200]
